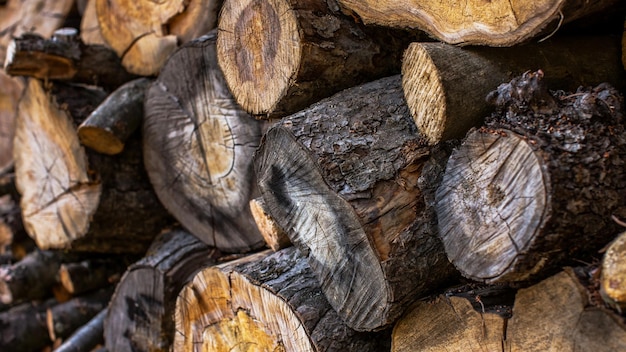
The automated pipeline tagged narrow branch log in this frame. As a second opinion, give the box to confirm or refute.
[144,32,264,252]
[255,75,457,331]
[249,197,291,251]
[46,288,112,342]
[0,298,57,351]
[401,36,626,144]
[601,231,626,312]
[104,229,219,352]
[54,308,107,352]
[59,257,129,296]
[175,247,391,351]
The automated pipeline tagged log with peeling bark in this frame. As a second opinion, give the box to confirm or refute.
[144,32,264,252]
[601,231,626,312]
[59,257,128,296]
[255,75,458,331]
[0,72,23,175]
[436,72,626,283]
[0,298,57,351]
[104,229,219,352]
[175,246,391,351]
[337,0,620,46]
[401,36,626,144]
[55,308,106,352]
[217,0,420,117]
[78,78,151,155]
[506,267,626,351]
[95,0,222,75]
[14,79,173,253]
[249,197,291,251]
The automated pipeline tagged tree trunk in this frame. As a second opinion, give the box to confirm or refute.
[601,231,626,312]
[436,72,626,283]
[216,0,419,117]
[249,197,291,251]
[55,308,106,352]
[401,36,626,144]
[174,246,391,351]
[255,75,458,331]
[104,229,219,352]
[143,32,265,253]
[337,0,620,46]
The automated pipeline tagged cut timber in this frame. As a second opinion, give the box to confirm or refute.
[55,308,106,352]
[0,298,57,351]
[0,71,23,175]
[601,231,626,312]
[250,197,291,251]
[436,72,626,283]
[105,229,219,352]
[95,0,221,75]
[217,0,417,117]
[506,267,626,351]
[4,31,136,91]
[78,78,151,155]
[144,32,264,252]
[255,75,457,331]
[59,257,129,295]
[80,0,106,46]
[174,247,390,351]
[401,36,626,144]
[337,0,620,46]
[46,288,112,342]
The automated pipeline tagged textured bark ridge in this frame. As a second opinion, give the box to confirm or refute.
[144,32,264,253]
[401,36,625,144]
[217,0,417,117]
[337,0,620,46]
[255,75,457,331]
[436,71,626,283]
[174,247,390,351]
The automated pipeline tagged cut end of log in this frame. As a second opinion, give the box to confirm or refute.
[217,0,301,115]
[120,34,178,76]
[601,231,626,311]
[249,197,290,251]
[436,129,549,282]
[77,126,124,155]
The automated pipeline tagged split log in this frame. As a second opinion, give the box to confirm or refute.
[14,79,173,253]
[255,75,458,331]
[55,308,106,352]
[0,298,57,351]
[337,0,620,46]
[95,0,221,75]
[80,0,106,46]
[4,30,136,91]
[78,78,151,155]
[401,36,626,144]
[46,288,112,342]
[601,231,626,312]
[144,32,264,252]
[436,72,626,283]
[174,246,390,351]
[249,197,291,251]
[59,257,128,296]
[216,0,419,117]
[104,229,219,352]
[0,71,23,175]
[506,267,626,351]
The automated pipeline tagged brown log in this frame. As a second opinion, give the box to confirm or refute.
[0,298,57,351]
[54,308,106,352]
[104,229,219,352]
[255,75,458,331]
[337,0,620,46]
[95,0,221,75]
[249,197,291,251]
[436,72,626,283]
[174,246,390,351]
[401,36,626,144]
[78,78,151,155]
[46,288,112,342]
[600,231,626,312]
[59,257,129,296]
[0,71,23,175]
[80,0,107,46]
[144,32,264,252]
[216,0,420,117]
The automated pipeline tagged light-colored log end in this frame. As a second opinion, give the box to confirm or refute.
[78,126,124,155]
[601,231,626,312]
[249,197,290,251]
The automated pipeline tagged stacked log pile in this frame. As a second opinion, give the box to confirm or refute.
[0,0,625,351]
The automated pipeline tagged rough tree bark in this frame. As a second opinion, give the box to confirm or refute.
[144,32,265,252]
[174,246,390,351]
[0,298,57,351]
[255,75,457,331]
[217,0,419,117]
[336,0,620,46]
[436,71,626,283]
[104,229,219,352]
[401,36,625,144]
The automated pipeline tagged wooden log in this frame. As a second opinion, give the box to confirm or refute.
[104,229,219,352]
[600,231,626,312]
[55,308,106,352]
[401,36,626,144]
[506,267,626,351]
[46,288,112,342]
[80,0,107,46]
[59,257,129,296]
[249,197,291,251]
[78,78,151,155]
[436,71,626,283]
[95,0,221,75]
[14,79,173,253]
[4,30,136,91]
[255,75,458,331]
[144,32,264,252]
[0,71,23,175]
[216,0,419,117]
[336,0,620,46]
[0,298,57,351]
[174,246,391,351]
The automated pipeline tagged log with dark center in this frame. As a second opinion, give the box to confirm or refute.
[174,246,390,351]
[436,71,626,283]
[144,32,264,252]
[255,75,457,331]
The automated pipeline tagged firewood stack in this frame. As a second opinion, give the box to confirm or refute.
[1,0,625,351]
